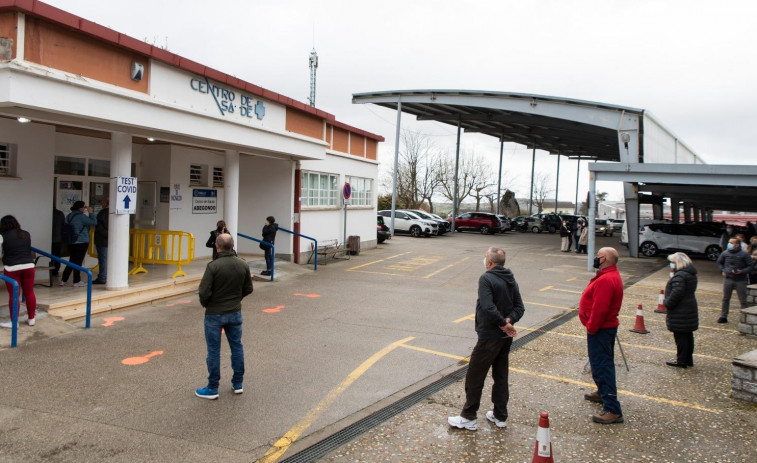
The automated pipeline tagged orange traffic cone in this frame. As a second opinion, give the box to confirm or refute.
[654,289,667,313]
[532,412,554,463]
[630,304,650,334]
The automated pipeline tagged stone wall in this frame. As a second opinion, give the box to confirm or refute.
[738,285,757,336]
[732,350,757,403]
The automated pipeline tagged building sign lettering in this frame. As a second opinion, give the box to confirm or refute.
[190,77,266,120]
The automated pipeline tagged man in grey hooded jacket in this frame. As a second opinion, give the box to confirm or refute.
[448,247,525,431]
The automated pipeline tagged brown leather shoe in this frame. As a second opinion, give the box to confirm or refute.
[584,391,602,403]
[592,410,624,424]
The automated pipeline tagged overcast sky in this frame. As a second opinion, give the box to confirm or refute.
[44,0,757,203]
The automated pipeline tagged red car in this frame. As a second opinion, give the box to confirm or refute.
[449,212,501,234]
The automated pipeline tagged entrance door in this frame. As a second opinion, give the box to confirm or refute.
[89,181,110,214]
[135,181,157,229]
[55,179,83,212]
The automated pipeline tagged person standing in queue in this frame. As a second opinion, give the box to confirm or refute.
[580,246,624,424]
[663,252,698,368]
[60,201,96,287]
[93,198,109,284]
[716,238,753,323]
[51,206,65,276]
[448,247,524,431]
[0,215,37,328]
[206,220,228,261]
[261,216,278,276]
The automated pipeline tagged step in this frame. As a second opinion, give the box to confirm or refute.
[44,276,202,321]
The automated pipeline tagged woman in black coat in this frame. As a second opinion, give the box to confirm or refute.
[663,252,699,368]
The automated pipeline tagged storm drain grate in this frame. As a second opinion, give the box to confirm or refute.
[280,310,578,463]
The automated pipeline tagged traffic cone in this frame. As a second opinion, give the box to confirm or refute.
[532,412,554,463]
[654,289,667,313]
[630,304,650,334]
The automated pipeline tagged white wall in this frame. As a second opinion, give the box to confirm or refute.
[137,144,172,229]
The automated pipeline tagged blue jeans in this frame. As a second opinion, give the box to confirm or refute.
[95,244,107,282]
[204,311,244,390]
[587,327,622,415]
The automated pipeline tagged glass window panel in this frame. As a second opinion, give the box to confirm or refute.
[54,156,86,175]
[87,159,111,177]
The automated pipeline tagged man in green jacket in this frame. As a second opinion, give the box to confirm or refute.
[196,233,253,400]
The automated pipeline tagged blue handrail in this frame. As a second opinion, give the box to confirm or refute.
[237,233,274,281]
[278,227,318,271]
[0,274,19,348]
[31,247,93,329]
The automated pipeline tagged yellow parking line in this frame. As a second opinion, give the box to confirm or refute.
[424,256,470,279]
[258,336,415,463]
[633,283,721,296]
[346,252,411,271]
[453,313,475,323]
[397,341,722,414]
[566,277,578,282]
[539,285,554,292]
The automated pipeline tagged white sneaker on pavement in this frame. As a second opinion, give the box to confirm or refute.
[486,411,507,428]
[27,318,35,326]
[73,282,86,287]
[447,415,477,430]
[0,322,13,329]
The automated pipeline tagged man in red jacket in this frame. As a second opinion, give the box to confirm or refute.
[579,246,624,424]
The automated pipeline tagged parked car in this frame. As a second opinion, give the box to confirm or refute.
[595,219,614,236]
[512,215,545,233]
[449,212,501,234]
[532,213,563,233]
[378,210,438,237]
[428,213,452,233]
[403,209,449,235]
[638,223,722,261]
[377,215,391,243]
[497,215,512,232]
[608,219,624,232]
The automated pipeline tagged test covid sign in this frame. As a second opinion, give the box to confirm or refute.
[115,176,137,215]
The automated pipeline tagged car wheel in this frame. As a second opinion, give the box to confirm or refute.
[639,241,658,257]
[479,225,490,234]
[532,226,541,233]
[548,226,556,234]
[705,245,721,261]
[410,226,421,238]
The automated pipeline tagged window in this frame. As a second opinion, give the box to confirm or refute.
[54,156,86,176]
[302,171,338,207]
[190,164,203,186]
[0,143,16,177]
[88,159,111,177]
[213,167,224,187]
[346,176,373,206]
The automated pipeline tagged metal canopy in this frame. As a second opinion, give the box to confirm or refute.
[352,90,644,161]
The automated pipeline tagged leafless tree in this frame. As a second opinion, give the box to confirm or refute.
[533,171,554,214]
[439,151,490,209]
[381,132,442,209]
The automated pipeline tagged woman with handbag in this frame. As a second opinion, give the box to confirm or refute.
[206,220,228,260]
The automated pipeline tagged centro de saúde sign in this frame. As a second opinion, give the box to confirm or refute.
[190,77,266,120]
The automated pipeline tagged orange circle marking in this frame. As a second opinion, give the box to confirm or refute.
[262,305,285,313]
[121,350,165,366]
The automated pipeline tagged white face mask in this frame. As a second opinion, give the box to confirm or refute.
[483,258,489,269]
[670,263,676,269]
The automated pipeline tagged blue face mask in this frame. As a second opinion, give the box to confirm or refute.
[669,263,676,269]
[727,243,735,250]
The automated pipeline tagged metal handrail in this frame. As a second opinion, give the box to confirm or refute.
[31,247,93,329]
[0,275,19,348]
[278,227,319,271]
[237,233,274,281]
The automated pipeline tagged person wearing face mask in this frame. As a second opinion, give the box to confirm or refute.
[720,224,735,251]
[206,220,228,260]
[747,237,757,285]
[448,247,524,431]
[716,238,754,324]
[579,247,624,424]
[663,253,698,368]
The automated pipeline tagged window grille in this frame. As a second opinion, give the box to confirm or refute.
[0,143,10,177]
[190,164,202,186]
[213,167,224,187]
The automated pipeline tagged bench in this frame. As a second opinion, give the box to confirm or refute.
[307,239,350,265]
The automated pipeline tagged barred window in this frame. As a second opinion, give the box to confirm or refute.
[0,143,15,177]
[189,164,203,186]
[347,176,373,206]
[301,171,338,207]
[213,167,224,187]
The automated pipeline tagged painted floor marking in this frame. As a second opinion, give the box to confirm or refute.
[345,252,412,271]
[293,293,321,298]
[633,283,721,296]
[540,287,727,315]
[539,285,554,292]
[121,350,164,366]
[566,277,578,282]
[258,336,416,463]
[263,305,285,313]
[423,256,470,279]
[102,316,125,327]
[399,341,722,414]
[453,313,475,323]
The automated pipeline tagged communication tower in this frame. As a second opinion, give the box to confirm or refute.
[308,48,318,107]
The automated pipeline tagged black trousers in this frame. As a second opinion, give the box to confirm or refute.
[673,331,694,366]
[461,337,513,421]
[61,242,89,284]
[50,242,62,274]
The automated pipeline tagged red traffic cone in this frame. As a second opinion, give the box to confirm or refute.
[630,304,650,334]
[532,412,554,463]
[654,289,667,313]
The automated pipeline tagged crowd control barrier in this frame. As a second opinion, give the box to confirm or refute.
[128,230,195,279]
[238,233,274,281]
[0,274,20,348]
[31,247,94,329]
[278,227,319,271]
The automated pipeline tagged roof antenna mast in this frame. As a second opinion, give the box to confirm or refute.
[308,26,318,107]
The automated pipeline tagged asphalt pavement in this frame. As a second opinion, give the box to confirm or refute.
[1,230,755,462]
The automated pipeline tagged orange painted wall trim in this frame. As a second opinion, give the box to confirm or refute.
[349,134,365,157]
[366,140,377,160]
[24,17,148,93]
[332,127,349,153]
[0,11,16,58]
[286,108,325,140]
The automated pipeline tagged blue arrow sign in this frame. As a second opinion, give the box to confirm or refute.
[123,195,131,209]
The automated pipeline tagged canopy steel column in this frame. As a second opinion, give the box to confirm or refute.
[224,150,239,239]
[554,154,561,212]
[497,138,504,215]
[452,119,461,231]
[683,203,692,222]
[671,198,680,224]
[693,207,701,222]
[107,132,132,290]
[390,97,402,236]
[528,147,536,215]
[587,171,597,271]
[574,157,581,215]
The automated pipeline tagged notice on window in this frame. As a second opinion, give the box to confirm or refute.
[192,189,217,214]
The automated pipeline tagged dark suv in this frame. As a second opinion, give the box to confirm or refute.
[532,213,563,233]
[449,212,501,234]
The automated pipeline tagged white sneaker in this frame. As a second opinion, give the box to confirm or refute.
[27,318,35,326]
[59,281,67,286]
[447,415,477,430]
[73,282,86,287]
[0,322,12,329]
[486,411,507,428]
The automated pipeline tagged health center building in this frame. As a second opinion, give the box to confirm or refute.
[0,1,383,289]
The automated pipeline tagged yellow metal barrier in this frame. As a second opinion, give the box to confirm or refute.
[86,228,195,279]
